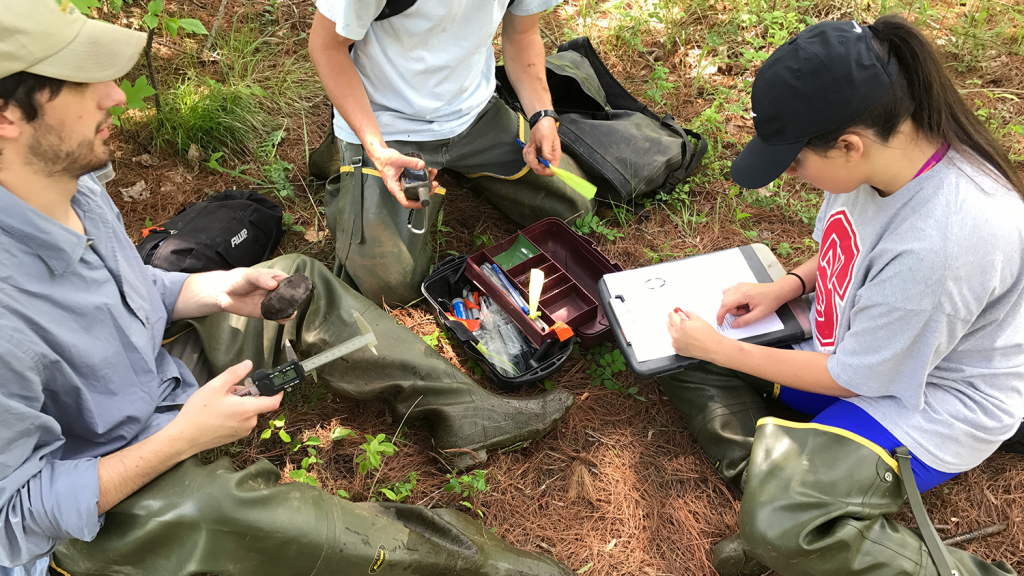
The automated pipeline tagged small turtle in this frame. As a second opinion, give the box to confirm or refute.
[261,273,315,321]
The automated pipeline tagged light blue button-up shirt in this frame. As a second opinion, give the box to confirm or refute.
[0,175,198,575]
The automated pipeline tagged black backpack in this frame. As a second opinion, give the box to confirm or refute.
[136,190,284,273]
[496,37,708,204]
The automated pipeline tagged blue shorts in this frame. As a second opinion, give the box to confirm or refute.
[777,387,959,492]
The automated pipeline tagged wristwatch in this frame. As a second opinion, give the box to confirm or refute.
[528,109,558,129]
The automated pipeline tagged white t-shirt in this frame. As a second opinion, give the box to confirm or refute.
[316,0,561,143]
[793,150,1024,472]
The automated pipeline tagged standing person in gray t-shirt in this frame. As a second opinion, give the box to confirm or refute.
[657,17,1024,576]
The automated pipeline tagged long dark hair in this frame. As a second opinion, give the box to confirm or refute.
[805,15,1024,200]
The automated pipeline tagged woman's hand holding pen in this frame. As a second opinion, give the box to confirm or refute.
[717,279,796,328]
[667,309,726,361]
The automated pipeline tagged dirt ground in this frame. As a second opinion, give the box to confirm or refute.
[99,0,1024,574]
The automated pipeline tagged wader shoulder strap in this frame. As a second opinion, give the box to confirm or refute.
[335,152,364,277]
[350,155,364,245]
[895,447,958,576]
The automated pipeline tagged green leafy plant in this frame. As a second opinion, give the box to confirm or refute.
[281,213,305,234]
[288,468,318,486]
[777,242,793,259]
[330,426,355,441]
[286,435,322,486]
[142,0,206,37]
[259,413,289,442]
[645,62,676,110]
[110,77,156,126]
[422,329,441,348]
[379,472,419,502]
[255,130,297,202]
[445,469,490,517]
[465,358,484,378]
[138,0,207,113]
[585,343,644,401]
[573,214,624,242]
[356,434,398,476]
[644,243,679,265]
[434,208,456,257]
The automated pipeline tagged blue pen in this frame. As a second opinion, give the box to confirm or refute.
[488,263,531,315]
[515,138,552,169]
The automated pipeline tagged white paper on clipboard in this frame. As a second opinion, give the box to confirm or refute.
[603,248,784,363]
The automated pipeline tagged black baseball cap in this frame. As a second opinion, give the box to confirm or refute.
[730,21,900,189]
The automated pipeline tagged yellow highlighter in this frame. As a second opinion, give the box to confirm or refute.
[516,138,597,200]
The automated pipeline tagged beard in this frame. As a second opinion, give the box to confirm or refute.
[25,115,111,180]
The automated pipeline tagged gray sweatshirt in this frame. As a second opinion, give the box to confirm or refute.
[793,150,1024,472]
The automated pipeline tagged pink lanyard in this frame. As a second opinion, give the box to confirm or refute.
[913,141,950,179]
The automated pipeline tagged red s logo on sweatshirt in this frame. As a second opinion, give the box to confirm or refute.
[815,209,861,350]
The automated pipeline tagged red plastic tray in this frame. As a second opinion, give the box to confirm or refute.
[465,217,623,348]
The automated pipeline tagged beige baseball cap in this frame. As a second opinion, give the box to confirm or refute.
[0,0,147,83]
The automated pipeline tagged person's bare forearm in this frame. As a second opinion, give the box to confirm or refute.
[789,253,818,294]
[309,11,386,156]
[711,339,856,397]
[96,421,194,514]
[171,270,226,321]
[501,13,552,117]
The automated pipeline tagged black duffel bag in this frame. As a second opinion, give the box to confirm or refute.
[496,37,708,204]
[136,190,284,273]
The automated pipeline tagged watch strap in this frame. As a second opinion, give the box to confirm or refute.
[528,109,558,129]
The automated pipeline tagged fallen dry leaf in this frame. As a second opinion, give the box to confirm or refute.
[187,144,204,168]
[304,227,329,242]
[132,154,159,167]
[119,180,149,202]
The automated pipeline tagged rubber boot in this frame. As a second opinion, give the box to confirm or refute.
[181,254,574,468]
[53,457,573,576]
[308,125,340,183]
[656,363,775,488]
[727,417,1017,576]
[711,535,769,576]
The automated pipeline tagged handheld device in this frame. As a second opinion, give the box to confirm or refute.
[234,312,378,397]
[401,151,431,234]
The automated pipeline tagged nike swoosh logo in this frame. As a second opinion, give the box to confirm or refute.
[852,21,863,33]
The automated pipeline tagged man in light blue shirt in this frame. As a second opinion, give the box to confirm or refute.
[0,2,574,575]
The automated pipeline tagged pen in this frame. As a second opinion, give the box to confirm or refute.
[515,137,553,169]
[489,264,531,315]
[673,307,690,319]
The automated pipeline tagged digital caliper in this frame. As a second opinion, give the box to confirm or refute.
[234,311,378,397]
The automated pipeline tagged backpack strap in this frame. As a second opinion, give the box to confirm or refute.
[657,113,709,193]
[375,0,416,21]
[376,0,515,21]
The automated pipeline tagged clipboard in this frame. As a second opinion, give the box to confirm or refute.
[597,244,812,378]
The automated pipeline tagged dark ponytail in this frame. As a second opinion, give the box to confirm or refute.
[806,15,1024,200]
